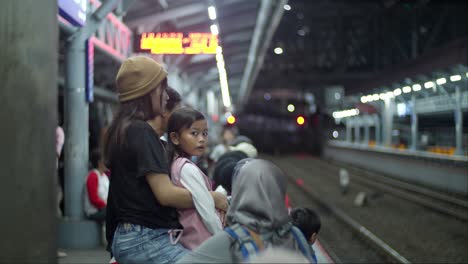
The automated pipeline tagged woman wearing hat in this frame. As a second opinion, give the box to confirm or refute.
[103,56,228,264]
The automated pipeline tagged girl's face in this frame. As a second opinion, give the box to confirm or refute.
[171,119,208,157]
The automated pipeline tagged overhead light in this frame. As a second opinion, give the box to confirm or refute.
[379,93,386,100]
[210,24,219,35]
[402,86,411,93]
[332,131,339,138]
[274,47,283,54]
[450,75,461,82]
[361,96,367,103]
[393,88,402,96]
[466,72,468,77]
[287,104,295,112]
[386,91,394,99]
[412,84,421,91]
[366,95,374,102]
[436,78,446,85]
[424,81,434,88]
[207,6,217,20]
[372,94,379,101]
[332,108,359,119]
[283,4,291,11]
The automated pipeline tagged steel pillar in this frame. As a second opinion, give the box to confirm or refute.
[61,0,122,249]
[0,0,57,262]
[454,86,463,155]
[410,95,418,151]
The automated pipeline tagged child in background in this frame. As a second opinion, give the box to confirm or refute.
[290,207,322,264]
[168,107,223,249]
[84,149,109,222]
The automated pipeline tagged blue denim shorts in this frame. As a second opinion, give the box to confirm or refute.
[112,223,188,264]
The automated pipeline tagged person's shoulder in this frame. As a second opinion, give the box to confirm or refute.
[126,120,156,138]
[128,120,151,130]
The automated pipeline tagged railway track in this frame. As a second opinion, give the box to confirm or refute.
[307,157,468,222]
[268,154,468,263]
[283,161,410,263]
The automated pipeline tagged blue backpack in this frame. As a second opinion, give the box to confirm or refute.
[225,223,314,263]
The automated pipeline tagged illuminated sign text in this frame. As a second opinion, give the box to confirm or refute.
[137,32,218,54]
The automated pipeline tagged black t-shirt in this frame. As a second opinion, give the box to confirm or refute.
[106,120,181,246]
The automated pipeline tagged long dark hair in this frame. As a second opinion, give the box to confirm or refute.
[103,81,166,166]
[167,107,206,166]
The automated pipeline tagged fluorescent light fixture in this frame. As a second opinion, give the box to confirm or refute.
[361,96,367,103]
[210,24,219,35]
[283,4,291,10]
[412,84,421,91]
[436,78,446,85]
[372,94,379,101]
[386,91,394,98]
[274,47,283,54]
[402,86,411,93]
[450,75,461,82]
[208,6,217,20]
[367,95,374,102]
[424,81,434,88]
[379,93,386,100]
[393,88,402,96]
[332,108,359,119]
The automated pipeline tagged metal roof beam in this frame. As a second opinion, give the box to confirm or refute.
[238,0,287,107]
[126,3,206,30]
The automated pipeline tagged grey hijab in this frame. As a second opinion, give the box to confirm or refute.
[176,158,311,264]
[227,159,290,234]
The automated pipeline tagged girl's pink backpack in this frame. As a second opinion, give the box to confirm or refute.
[171,157,218,249]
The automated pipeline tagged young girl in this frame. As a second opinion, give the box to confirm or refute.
[167,107,223,249]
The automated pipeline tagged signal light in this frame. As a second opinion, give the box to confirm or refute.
[296,116,305,126]
[227,115,236,125]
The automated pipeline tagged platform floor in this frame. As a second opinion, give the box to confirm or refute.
[58,247,109,264]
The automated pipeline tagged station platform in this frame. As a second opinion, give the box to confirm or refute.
[58,247,109,264]
[57,241,334,263]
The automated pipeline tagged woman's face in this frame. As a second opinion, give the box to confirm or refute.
[151,85,168,116]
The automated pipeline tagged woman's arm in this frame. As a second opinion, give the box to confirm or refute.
[180,163,223,234]
[145,173,194,209]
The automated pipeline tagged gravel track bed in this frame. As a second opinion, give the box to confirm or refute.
[268,155,468,263]
[287,178,387,263]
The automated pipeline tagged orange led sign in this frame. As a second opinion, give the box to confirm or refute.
[138,32,218,54]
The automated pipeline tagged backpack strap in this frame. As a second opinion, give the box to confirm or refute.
[290,225,314,263]
[224,224,260,261]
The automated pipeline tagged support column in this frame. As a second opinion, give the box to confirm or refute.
[382,97,395,147]
[374,114,381,145]
[410,95,418,151]
[60,0,122,249]
[454,86,463,155]
[64,38,88,220]
[0,0,57,262]
[346,119,352,142]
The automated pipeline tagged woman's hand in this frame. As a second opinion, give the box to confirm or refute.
[211,191,228,211]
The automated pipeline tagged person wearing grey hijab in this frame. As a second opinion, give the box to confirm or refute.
[177,159,313,263]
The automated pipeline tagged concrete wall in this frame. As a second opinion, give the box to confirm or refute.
[324,142,468,195]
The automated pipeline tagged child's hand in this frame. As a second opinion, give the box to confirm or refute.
[211,191,228,211]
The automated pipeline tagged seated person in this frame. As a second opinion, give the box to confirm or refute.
[84,149,109,222]
[291,207,322,264]
[177,159,314,263]
[212,151,248,195]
